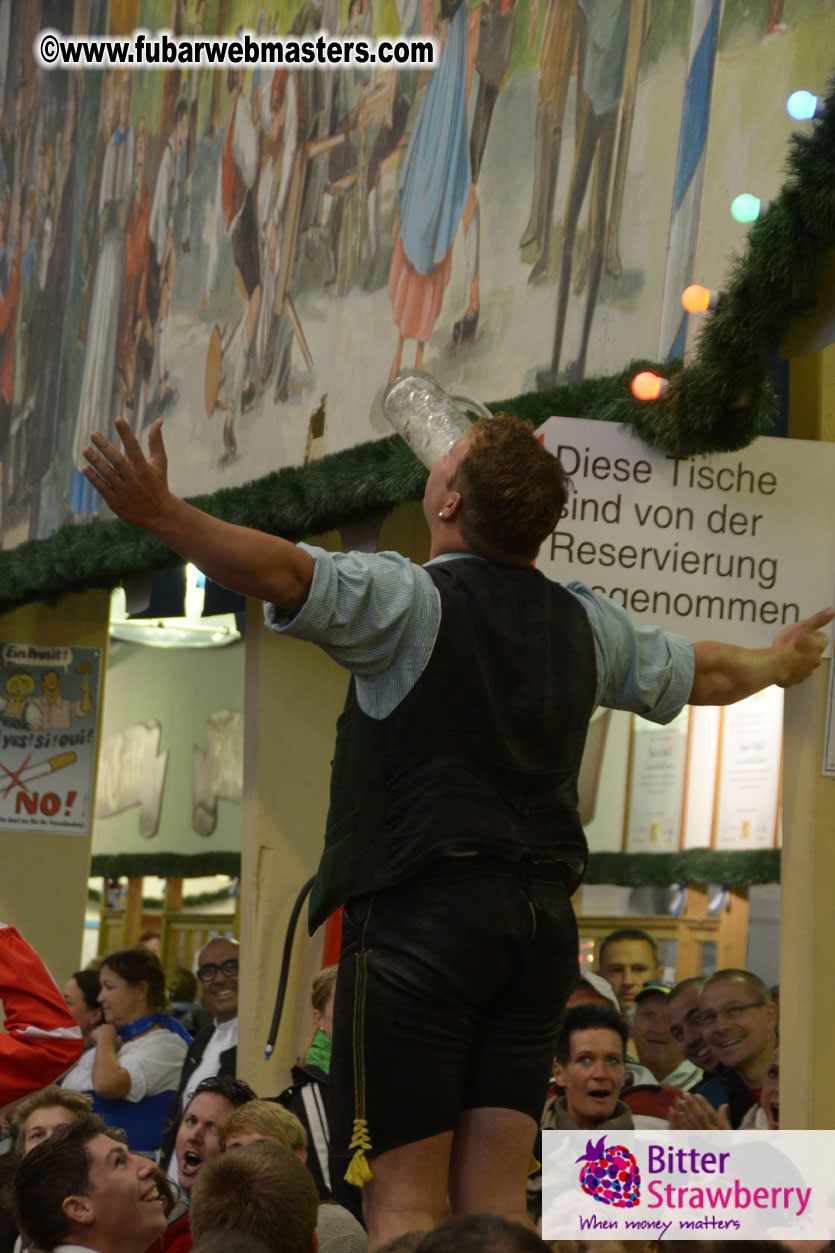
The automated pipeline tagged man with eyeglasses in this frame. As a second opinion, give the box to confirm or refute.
[159,938,240,1172]
[670,968,777,1129]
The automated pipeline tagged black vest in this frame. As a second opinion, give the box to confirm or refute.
[308,558,598,931]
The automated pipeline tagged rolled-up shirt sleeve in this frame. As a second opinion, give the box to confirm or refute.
[264,544,440,718]
[567,581,695,724]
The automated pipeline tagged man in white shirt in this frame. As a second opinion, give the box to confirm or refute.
[159,937,240,1172]
[14,1113,166,1253]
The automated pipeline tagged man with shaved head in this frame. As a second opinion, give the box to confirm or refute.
[698,969,777,1110]
[666,976,742,1114]
[671,969,777,1129]
[160,937,240,1171]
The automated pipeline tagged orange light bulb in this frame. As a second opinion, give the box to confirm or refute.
[631,371,667,401]
[682,284,712,313]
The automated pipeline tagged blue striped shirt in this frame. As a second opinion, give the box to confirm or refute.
[265,546,695,722]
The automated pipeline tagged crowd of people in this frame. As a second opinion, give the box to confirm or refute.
[0,918,794,1253]
[0,928,371,1253]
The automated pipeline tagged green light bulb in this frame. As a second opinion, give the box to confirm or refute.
[731,193,761,224]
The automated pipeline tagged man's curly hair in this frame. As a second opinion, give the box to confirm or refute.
[448,413,569,563]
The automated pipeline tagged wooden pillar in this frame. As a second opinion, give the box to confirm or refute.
[165,878,184,911]
[676,884,707,978]
[780,344,835,1127]
[160,878,184,972]
[124,877,144,947]
[716,886,749,970]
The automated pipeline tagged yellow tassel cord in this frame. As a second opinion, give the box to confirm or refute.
[344,1117,375,1186]
[528,1153,541,1175]
[344,951,374,1187]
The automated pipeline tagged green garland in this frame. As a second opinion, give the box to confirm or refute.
[85,847,779,886]
[585,849,780,888]
[90,851,242,879]
[2,78,832,614]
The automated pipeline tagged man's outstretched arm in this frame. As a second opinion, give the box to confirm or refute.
[83,416,314,613]
[690,608,834,705]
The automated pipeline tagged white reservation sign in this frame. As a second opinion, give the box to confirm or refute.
[536,417,835,651]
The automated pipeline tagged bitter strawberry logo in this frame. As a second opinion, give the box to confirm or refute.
[576,1136,641,1208]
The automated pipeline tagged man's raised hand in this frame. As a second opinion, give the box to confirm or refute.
[82,416,172,533]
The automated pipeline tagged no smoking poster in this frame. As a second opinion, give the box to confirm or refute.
[0,642,102,835]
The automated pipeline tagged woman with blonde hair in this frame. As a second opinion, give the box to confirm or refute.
[305,964,337,1072]
[0,672,40,730]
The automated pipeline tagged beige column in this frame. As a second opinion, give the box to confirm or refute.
[238,595,346,1095]
[237,505,430,1094]
[0,589,110,980]
[781,347,835,1128]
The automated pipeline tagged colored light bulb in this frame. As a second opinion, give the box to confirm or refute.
[731,193,762,223]
[681,285,713,313]
[787,90,819,121]
[631,371,668,401]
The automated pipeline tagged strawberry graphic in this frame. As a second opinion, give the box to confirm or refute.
[576,1135,640,1208]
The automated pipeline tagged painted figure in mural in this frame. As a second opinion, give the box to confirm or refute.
[77,74,117,345]
[271,70,308,403]
[183,0,207,254]
[0,185,22,474]
[537,0,633,387]
[593,0,646,287]
[522,0,643,293]
[148,97,188,412]
[4,186,38,504]
[71,70,134,517]
[362,0,418,290]
[250,8,268,108]
[451,0,518,345]
[8,70,35,208]
[32,667,92,731]
[387,0,477,382]
[324,0,372,290]
[12,187,38,419]
[117,118,151,440]
[27,82,79,511]
[0,671,41,731]
[519,0,580,282]
[0,72,10,191]
[34,145,55,294]
[254,70,302,397]
[32,145,48,284]
[254,70,284,367]
[205,70,260,457]
[291,0,343,251]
